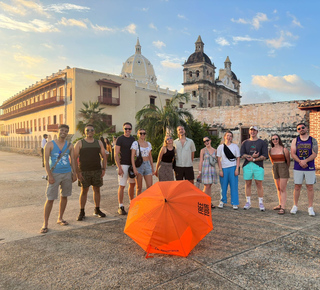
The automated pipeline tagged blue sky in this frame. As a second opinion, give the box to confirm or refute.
[0,0,320,105]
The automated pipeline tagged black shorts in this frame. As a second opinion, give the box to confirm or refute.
[78,169,103,188]
[174,166,194,181]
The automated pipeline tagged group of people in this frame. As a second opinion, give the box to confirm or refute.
[40,121,318,233]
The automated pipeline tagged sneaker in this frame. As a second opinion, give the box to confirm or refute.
[218,202,224,209]
[243,202,251,210]
[290,205,298,214]
[118,206,127,215]
[259,203,265,211]
[308,207,315,217]
[94,209,106,218]
[77,211,85,221]
[233,205,239,210]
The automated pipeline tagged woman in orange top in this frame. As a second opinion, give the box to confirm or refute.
[269,134,290,214]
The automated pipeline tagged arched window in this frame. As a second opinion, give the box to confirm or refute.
[226,99,231,106]
[196,70,199,77]
[189,71,192,77]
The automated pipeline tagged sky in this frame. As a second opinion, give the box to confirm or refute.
[0,0,320,106]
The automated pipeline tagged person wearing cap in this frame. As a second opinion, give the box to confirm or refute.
[240,126,268,211]
[290,122,318,216]
[115,122,136,215]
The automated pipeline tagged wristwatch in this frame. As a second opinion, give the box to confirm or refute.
[253,158,256,162]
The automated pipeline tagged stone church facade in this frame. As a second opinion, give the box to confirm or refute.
[182,36,241,108]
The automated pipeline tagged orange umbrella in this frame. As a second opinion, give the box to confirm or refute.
[124,180,213,258]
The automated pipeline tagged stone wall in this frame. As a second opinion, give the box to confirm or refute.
[309,110,320,174]
[190,101,308,149]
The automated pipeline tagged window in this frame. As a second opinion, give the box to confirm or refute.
[192,91,196,97]
[38,118,41,131]
[53,89,57,97]
[30,120,32,132]
[70,88,72,101]
[53,115,57,124]
[226,99,231,106]
[149,95,156,107]
[48,116,51,125]
[208,92,211,100]
[189,71,192,77]
[209,129,218,136]
[59,87,63,97]
[34,119,37,132]
[47,91,51,99]
[43,118,45,131]
[191,105,196,108]
[103,87,112,98]
[196,70,199,77]
[59,114,63,124]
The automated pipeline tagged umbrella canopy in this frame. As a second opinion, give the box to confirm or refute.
[124,180,213,258]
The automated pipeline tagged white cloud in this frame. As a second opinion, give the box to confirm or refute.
[153,40,166,49]
[58,17,87,28]
[157,53,183,69]
[141,7,149,12]
[149,23,157,30]
[45,3,90,13]
[241,90,273,104]
[122,23,136,34]
[15,0,51,17]
[231,12,268,30]
[14,53,46,67]
[178,14,187,20]
[215,37,230,46]
[42,43,53,49]
[287,12,303,28]
[252,74,320,97]
[0,1,25,15]
[161,60,181,69]
[233,35,263,43]
[0,14,59,32]
[91,23,115,32]
[265,30,297,49]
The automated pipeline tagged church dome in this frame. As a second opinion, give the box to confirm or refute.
[186,51,212,65]
[121,38,157,85]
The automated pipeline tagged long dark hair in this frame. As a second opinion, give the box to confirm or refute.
[270,134,284,147]
[100,136,106,149]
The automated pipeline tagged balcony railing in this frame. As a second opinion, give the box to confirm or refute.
[0,97,65,120]
[47,124,59,132]
[98,96,120,106]
[1,131,9,136]
[16,128,30,134]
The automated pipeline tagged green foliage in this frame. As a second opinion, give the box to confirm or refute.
[76,101,113,137]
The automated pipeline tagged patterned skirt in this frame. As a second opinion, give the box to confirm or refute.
[158,161,174,181]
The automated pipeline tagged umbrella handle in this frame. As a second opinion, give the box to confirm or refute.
[145,244,154,259]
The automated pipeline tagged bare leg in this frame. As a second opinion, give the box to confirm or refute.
[255,180,264,198]
[136,174,143,196]
[306,184,314,207]
[128,183,135,201]
[79,187,89,209]
[279,178,288,209]
[92,186,101,207]
[293,184,302,206]
[203,184,212,197]
[245,180,252,197]
[43,199,54,228]
[118,185,125,204]
[57,196,68,222]
[274,178,281,205]
[144,175,153,189]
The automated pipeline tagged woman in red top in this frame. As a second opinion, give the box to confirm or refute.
[269,134,290,214]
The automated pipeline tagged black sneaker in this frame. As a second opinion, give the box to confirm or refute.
[94,209,106,218]
[118,206,127,215]
[77,211,85,221]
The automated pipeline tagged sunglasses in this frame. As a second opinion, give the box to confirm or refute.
[166,137,173,141]
[86,129,94,132]
[203,139,210,143]
[297,126,305,131]
[139,132,146,135]
[124,128,132,131]
[272,138,279,141]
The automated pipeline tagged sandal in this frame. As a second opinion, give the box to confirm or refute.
[278,208,285,215]
[211,203,215,209]
[40,227,48,233]
[273,205,281,210]
[57,220,69,226]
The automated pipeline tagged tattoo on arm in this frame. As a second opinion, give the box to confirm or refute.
[312,138,318,155]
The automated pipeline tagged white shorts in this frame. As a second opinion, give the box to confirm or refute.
[117,164,136,187]
[293,170,316,185]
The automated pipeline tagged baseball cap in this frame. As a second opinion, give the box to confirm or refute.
[249,126,258,131]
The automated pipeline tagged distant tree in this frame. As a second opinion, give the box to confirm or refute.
[76,101,112,137]
[135,93,193,159]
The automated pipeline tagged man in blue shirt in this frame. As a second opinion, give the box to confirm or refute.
[40,124,77,234]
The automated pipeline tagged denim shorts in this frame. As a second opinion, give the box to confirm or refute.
[137,161,152,176]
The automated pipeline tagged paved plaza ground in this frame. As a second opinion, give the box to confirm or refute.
[0,150,320,289]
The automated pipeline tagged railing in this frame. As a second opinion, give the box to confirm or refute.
[1,131,9,136]
[98,96,120,106]
[16,128,30,134]
[0,97,65,120]
[47,124,59,132]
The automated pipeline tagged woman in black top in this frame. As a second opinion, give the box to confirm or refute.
[155,135,175,181]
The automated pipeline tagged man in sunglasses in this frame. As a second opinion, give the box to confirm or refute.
[240,125,268,211]
[115,122,136,215]
[74,124,107,221]
[174,125,196,184]
[290,122,318,216]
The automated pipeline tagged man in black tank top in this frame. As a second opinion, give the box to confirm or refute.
[74,124,107,221]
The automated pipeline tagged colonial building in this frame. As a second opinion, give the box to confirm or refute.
[182,36,241,108]
[0,39,178,153]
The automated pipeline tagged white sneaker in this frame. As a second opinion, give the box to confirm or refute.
[290,205,298,214]
[233,205,239,210]
[308,207,315,216]
[218,202,224,209]
[243,202,251,210]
